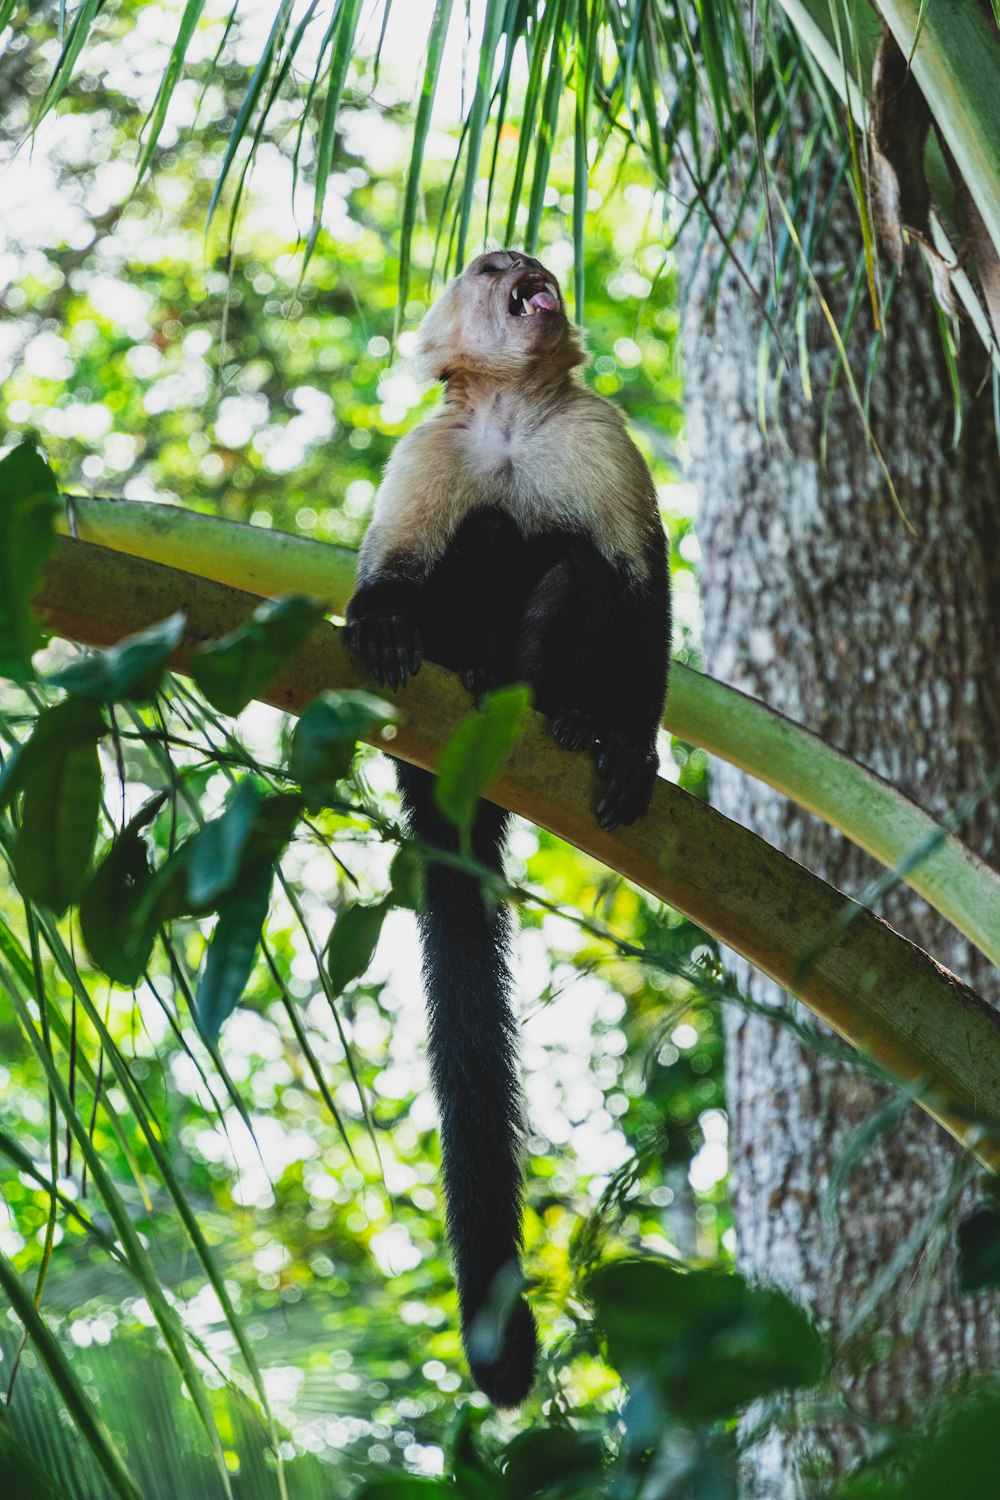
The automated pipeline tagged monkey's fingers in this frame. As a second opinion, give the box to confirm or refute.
[594,738,658,830]
[347,614,421,690]
[549,708,596,752]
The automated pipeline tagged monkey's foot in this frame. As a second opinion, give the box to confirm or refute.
[346,612,422,690]
[549,708,596,752]
[594,734,658,830]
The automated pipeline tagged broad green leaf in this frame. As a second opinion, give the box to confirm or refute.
[290,688,396,801]
[197,859,274,1041]
[353,1481,455,1499]
[326,899,388,994]
[434,684,531,836]
[49,611,186,703]
[186,778,261,909]
[587,1258,826,1420]
[901,1391,1000,1499]
[499,1426,606,1497]
[957,1206,1000,1291]
[190,594,326,716]
[0,1426,64,1500]
[10,699,106,916]
[388,843,425,911]
[0,438,60,683]
[79,795,167,986]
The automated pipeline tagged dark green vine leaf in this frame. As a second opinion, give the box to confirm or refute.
[499,1426,606,1498]
[290,688,396,801]
[894,1391,1000,1499]
[190,594,327,716]
[197,860,275,1042]
[195,793,302,1040]
[587,1257,825,1421]
[49,612,186,703]
[80,795,168,986]
[434,684,531,836]
[8,699,106,916]
[186,779,262,910]
[352,1480,454,1499]
[326,899,388,994]
[0,438,61,684]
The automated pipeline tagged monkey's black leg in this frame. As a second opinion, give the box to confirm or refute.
[514,532,670,829]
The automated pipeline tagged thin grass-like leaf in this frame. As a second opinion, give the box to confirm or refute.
[933,302,963,449]
[262,941,354,1153]
[0,1123,119,1254]
[503,0,555,246]
[136,0,207,183]
[483,0,528,244]
[0,866,151,1200]
[573,0,599,320]
[397,0,455,333]
[0,0,19,32]
[207,0,293,234]
[455,0,507,266]
[305,0,365,267]
[58,942,288,1499]
[35,0,103,123]
[0,1254,143,1500]
[524,0,571,254]
[4,966,235,1499]
[772,189,914,534]
[826,0,881,330]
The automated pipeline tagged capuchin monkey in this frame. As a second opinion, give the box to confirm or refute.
[345,250,670,1407]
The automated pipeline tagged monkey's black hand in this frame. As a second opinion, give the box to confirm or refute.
[594,732,658,830]
[345,610,422,691]
[549,708,597,752]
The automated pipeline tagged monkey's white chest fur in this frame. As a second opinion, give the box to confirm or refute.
[359,385,654,583]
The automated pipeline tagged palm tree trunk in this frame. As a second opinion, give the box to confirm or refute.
[677,144,1000,1493]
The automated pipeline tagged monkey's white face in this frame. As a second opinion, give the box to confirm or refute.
[413,249,582,384]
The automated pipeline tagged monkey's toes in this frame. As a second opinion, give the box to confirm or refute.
[550,708,597,752]
[595,735,658,830]
[347,613,421,690]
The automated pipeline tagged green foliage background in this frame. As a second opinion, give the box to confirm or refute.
[0,7,734,1494]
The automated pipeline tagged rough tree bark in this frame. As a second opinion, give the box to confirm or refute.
[677,115,1000,1496]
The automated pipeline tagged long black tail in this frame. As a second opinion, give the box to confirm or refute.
[394,760,537,1407]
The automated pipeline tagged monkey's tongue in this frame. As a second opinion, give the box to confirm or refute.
[527,289,559,312]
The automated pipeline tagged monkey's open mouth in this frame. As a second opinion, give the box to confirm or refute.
[508,274,560,317]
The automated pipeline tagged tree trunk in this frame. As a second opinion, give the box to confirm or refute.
[678,134,1000,1494]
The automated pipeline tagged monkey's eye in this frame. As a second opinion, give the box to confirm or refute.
[478,263,505,276]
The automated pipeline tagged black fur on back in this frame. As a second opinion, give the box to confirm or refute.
[394,758,537,1408]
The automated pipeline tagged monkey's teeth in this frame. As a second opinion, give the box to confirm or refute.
[545,282,557,299]
[521,298,535,315]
